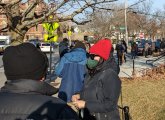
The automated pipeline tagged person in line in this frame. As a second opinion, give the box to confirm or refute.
[59,38,69,58]
[144,42,149,58]
[72,39,121,120]
[0,43,79,120]
[131,42,137,59]
[122,40,127,53]
[70,40,76,49]
[83,36,91,53]
[116,41,124,65]
[122,40,127,62]
[55,41,87,102]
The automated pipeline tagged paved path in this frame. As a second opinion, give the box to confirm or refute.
[118,53,165,78]
[0,71,5,88]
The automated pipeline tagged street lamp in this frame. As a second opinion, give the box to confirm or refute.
[124,0,136,77]
[124,0,128,46]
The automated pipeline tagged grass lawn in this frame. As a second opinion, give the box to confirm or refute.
[119,76,165,120]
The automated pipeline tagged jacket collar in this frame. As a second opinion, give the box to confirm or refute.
[0,79,58,96]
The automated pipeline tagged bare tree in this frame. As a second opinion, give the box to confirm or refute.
[156,7,165,39]
[0,0,119,43]
[128,0,161,39]
[83,3,125,40]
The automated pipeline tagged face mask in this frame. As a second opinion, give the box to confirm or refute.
[87,58,99,69]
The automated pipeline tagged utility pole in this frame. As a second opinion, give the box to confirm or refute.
[125,0,128,46]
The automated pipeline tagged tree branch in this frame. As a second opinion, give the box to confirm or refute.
[71,19,92,25]
[25,0,68,27]
[0,25,8,32]
[0,2,6,7]
[22,1,38,21]
[58,0,117,24]
[91,6,114,11]
[7,0,21,8]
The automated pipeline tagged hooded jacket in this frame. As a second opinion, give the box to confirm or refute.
[80,39,121,120]
[103,48,120,74]
[55,48,87,102]
[80,62,121,120]
[0,79,79,120]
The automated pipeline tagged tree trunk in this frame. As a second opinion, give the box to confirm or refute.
[9,30,26,46]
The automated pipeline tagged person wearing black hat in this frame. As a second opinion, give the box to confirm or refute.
[0,43,79,120]
[55,41,87,102]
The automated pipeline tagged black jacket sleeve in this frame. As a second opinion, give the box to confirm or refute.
[58,105,80,120]
[85,69,121,113]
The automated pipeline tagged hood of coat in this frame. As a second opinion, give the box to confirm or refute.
[0,79,58,96]
[64,48,87,63]
[101,51,120,74]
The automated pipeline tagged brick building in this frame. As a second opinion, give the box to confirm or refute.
[0,0,46,41]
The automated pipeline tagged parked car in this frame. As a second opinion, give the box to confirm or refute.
[136,40,145,55]
[39,42,54,53]
[136,39,154,56]
[0,36,11,54]
[160,38,165,50]
[27,39,41,47]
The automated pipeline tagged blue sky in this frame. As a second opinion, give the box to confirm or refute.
[152,0,165,10]
[128,0,165,11]
[20,0,165,23]
[23,0,165,11]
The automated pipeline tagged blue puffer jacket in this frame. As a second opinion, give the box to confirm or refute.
[55,48,87,102]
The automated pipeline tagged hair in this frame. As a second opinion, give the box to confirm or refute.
[63,38,69,42]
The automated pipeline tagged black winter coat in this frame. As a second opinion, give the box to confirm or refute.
[80,61,121,120]
[0,79,80,120]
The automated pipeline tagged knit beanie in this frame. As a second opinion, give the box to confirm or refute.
[73,41,86,50]
[3,43,48,80]
[89,39,112,60]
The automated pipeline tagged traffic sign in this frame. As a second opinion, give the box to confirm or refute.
[119,27,125,30]
[42,22,59,42]
[43,34,58,42]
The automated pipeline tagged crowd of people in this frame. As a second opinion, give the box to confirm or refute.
[115,38,164,64]
[0,37,122,120]
[129,39,164,59]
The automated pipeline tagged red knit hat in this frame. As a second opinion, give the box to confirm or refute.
[89,39,112,60]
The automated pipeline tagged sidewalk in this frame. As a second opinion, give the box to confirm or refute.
[118,53,165,78]
[0,72,6,88]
